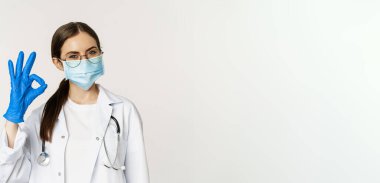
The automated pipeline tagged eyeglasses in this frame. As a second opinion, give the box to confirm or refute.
[57,47,104,68]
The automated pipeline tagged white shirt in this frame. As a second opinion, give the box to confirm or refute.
[63,97,101,183]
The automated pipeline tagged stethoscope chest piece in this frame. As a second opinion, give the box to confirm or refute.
[37,152,50,166]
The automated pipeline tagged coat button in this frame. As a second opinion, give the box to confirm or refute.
[96,137,100,141]
[58,172,61,176]
[61,135,65,139]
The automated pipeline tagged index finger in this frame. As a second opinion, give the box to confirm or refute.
[22,51,36,77]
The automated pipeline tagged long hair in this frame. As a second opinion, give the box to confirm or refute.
[40,22,102,142]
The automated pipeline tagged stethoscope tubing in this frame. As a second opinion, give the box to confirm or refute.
[37,115,121,169]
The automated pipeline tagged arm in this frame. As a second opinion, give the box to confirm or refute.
[124,103,150,183]
[0,120,32,183]
[0,51,47,182]
[4,121,18,149]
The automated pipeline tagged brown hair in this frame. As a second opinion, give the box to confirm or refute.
[40,22,102,142]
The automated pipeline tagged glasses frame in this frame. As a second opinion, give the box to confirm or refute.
[56,49,104,68]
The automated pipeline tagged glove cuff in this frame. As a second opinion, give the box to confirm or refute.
[3,111,24,123]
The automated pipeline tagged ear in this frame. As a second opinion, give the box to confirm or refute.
[52,58,64,71]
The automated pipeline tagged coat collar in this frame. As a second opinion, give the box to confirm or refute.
[56,83,123,123]
[96,84,124,106]
[55,83,124,141]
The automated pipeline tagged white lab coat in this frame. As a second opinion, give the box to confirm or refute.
[0,84,150,183]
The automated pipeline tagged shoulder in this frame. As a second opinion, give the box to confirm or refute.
[26,102,46,122]
[98,85,143,125]
[98,84,139,111]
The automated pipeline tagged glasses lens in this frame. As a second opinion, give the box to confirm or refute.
[65,60,81,68]
[86,48,101,59]
[87,55,102,64]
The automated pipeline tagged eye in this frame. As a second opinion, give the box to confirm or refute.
[68,54,79,59]
[88,50,99,55]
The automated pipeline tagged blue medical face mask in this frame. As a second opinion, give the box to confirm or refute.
[62,55,104,90]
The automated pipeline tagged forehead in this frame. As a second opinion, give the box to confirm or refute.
[61,32,97,54]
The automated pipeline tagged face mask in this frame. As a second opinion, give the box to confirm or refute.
[62,55,104,90]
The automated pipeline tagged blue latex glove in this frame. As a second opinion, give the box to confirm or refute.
[3,51,48,123]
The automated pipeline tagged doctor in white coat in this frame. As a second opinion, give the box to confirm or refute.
[0,22,150,183]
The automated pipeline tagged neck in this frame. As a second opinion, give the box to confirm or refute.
[68,82,99,104]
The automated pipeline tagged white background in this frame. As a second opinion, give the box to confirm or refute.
[1,0,380,182]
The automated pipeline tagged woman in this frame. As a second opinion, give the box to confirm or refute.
[0,22,150,183]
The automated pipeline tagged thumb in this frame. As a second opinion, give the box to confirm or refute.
[27,74,48,101]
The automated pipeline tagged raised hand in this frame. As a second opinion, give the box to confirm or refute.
[3,51,48,123]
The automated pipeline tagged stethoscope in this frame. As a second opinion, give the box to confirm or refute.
[37,115,125,170]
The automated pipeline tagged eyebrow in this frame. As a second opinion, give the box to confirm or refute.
[65,46,98,55]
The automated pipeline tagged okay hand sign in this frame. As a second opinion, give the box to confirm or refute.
[3,51,48,123]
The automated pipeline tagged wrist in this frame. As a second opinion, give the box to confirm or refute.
[5,120,19,129]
